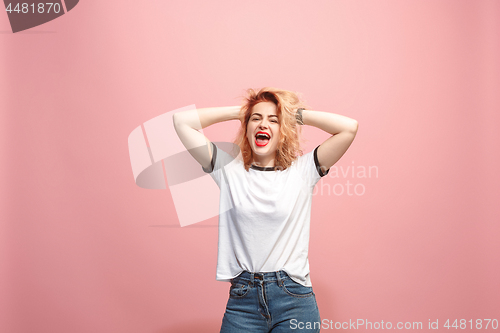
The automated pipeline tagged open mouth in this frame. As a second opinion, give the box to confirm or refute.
[255,132,270,147]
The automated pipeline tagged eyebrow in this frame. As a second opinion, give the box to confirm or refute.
[251,113,278,118]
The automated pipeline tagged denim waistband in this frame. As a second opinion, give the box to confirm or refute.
[232,270,290,283]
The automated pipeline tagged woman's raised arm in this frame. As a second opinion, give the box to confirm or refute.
[172,106,241,170]
[302,109,358,172]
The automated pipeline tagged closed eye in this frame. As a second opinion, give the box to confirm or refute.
[251,117,278,123]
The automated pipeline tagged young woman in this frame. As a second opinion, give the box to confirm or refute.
[173,87,358,332]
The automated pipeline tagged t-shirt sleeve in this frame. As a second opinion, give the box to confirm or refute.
[201,141,235,188]
[295,145,330,188]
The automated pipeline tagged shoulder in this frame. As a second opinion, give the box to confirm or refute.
[203,141,242,173]
[293,145,329,178]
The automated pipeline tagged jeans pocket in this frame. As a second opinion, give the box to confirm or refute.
[281,277,314,298]
[229,282,250,299]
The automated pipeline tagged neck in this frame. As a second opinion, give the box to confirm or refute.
[251,155,275,168]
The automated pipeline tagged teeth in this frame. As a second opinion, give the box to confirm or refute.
[256,133,270,139]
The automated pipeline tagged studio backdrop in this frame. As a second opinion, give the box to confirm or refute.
[1,1,499,332]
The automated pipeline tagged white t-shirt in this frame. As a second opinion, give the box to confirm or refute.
[202,141,329,287]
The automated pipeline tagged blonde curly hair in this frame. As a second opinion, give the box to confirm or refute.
[233,87,309,172]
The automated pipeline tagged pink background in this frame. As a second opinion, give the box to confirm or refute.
[1,1,499,332]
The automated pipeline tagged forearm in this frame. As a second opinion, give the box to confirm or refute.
[173,106,241,130]
[301,109,358,135]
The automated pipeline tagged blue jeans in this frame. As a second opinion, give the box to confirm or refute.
[220,270,321,332]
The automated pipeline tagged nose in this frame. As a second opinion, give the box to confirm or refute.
[258,119,270,129]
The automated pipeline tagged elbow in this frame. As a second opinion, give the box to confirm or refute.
[172,113,182,129]
[349,120,358,134]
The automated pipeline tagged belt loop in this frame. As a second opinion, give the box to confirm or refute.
[250,272,254,287]
[276,271,283,287]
